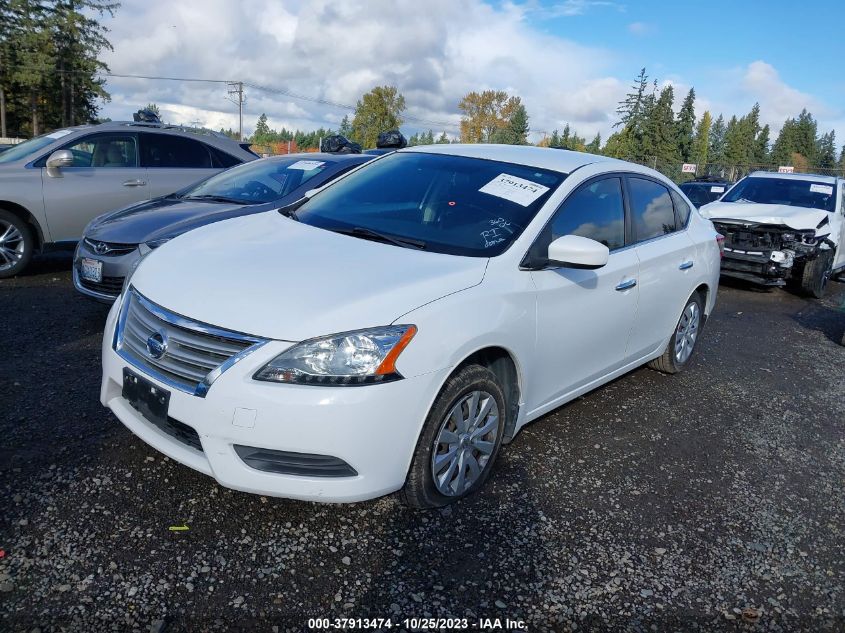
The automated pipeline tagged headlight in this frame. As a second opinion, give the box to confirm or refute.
[120,252,148,297]
[254,325,417,386]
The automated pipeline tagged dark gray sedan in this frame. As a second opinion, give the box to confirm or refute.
[74,152,373,302]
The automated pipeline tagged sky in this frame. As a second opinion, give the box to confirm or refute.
[97,0,845,144]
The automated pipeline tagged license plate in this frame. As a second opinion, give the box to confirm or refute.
[80,257,103,283]
[123,367,170,428]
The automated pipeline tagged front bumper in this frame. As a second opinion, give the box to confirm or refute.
[100,300,448,503]
[73,241,141,303]
[720,250,790,286]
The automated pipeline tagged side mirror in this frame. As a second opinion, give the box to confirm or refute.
[547,235,609,269]
[46,150,74,170]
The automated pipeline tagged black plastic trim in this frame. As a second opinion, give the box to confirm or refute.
[233,445,357,477]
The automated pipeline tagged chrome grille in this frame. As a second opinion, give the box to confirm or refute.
[84,238,137,256]
[114,289,267,396]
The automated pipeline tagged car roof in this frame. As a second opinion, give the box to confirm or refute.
[264,152,372,163]
[748,170,840,184]
[401,143,619,174]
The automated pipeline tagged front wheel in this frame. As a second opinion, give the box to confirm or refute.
[400,365,506,508]
[648,292,704,374]
[799,250,833,299]
[0,210,34,279]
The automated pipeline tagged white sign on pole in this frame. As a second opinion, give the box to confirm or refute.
[681,163,697,173]
[778,165,794,174]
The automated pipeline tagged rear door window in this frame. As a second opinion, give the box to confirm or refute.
[670,190,692,227]
[140,133,213,168]
[628,177,677,242]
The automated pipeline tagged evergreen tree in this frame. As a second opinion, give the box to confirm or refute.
[492,103,529,145]
[436,131,450,144]
[675,88,696,162]
[793,109,818,163]
[771,117,797,165]
[253,113,270,142]
[816,130,836,169]
[754,124,770,165]
[708,114,727,165]
[585,133,601,154]
[691,111,711,167]
[643,84,677,163]
[839,144,845,171]
[615,68,649,130]
[339,115,352,138]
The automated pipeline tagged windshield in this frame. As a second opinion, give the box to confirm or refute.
[680,182,728,206]
[184,156,332,204]
[0,130,73,164]
[295,152,565,257]
[721,176,836,212]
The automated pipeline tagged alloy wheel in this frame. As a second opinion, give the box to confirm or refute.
[0,220,25,272]
[674,301,700,364]
[431,390,500,497]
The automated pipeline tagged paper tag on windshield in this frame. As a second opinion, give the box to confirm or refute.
[479,173,550,207]
[710,186,725,193]
[46,130,72,140]
[810,183,833,195]
[287,160,325,171]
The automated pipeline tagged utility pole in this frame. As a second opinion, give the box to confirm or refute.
[226,81,245,140]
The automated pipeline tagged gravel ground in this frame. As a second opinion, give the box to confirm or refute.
[1,254,844,632]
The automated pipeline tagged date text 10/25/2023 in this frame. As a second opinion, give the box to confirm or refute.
[307,616,528,630]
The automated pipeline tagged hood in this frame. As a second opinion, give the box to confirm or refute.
[131,211,488,341]
[700,201,829,231]
[87,197,264,244]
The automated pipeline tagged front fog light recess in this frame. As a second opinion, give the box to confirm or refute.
[254,325,417,385]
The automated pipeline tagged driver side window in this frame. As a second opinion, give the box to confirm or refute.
[64,135,138,168]
[549,177,626,250]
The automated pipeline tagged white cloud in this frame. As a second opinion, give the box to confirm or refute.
[96,2,842,145]
[99,0,622,141]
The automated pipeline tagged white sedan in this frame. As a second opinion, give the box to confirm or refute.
[100,145,721,507]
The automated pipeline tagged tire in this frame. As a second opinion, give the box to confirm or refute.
[0,210,34,279]
[400,364,507,509]
[799,250,833,299]
[648,292,704,374]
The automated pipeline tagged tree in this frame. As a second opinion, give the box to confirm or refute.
[839,144,845,172]
[691,110,711,167]
[770,117,797,165]
[0,0,116,136]
[585,133,601,154]
[458,90,521,143]
[435,131,450,144]
[338,114,352,138]
[754,124,770,165]
[351,85,406,149]
[816,130,836,169]
[253,113,270,142]
[643,84,677,164]
[675,88,696,162]
[492,103,529,145]
[708,114,727,165]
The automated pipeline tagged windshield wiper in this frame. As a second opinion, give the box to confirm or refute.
[183,194,247,205]
[333,226,426,250]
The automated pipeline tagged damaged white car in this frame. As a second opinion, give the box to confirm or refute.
[701,172,844,297]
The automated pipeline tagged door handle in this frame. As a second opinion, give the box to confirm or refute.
[679,260,694,270]
[122,179,147,187]
[615,279,637,291]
